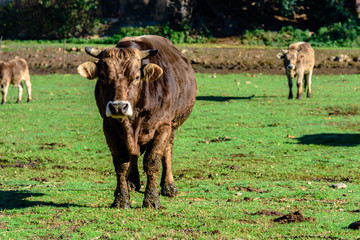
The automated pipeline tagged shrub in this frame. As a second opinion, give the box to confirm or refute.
[67,23,212,45]
[0,0,104,40]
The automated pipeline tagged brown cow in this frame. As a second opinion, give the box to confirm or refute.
[277,42,315,99]
[77,35,197,209]
[0,58,32,104]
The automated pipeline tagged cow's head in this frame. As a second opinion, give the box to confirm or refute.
[77,47,163,119]
[277,49,305,78]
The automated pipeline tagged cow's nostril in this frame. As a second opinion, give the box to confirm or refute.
[109,103,116,113]
[122,103,129,113]
[287,65,295,70]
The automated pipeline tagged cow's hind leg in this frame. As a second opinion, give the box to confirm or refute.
[306,70,313,98]
[143,124,170,209]
[161,129,178,197]
[111,155,131,209]
[127,155,141,191]
[24,73,32,102]
[16,82,24,103]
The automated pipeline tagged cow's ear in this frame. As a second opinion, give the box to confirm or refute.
[276,52,284,59]
[77,62,98,80]
[140,49,159,59]
[142,63,163,82]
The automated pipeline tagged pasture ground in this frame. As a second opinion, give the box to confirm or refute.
[2,42,360,75]
[0,73,360,239]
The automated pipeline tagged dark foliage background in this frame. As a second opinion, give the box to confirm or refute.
[0,0,358,40]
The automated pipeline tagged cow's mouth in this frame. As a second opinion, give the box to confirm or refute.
[106,101,133,118]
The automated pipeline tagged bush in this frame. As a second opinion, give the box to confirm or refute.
[67,23,212,45]
[240,26,311,47]
[310,20,360,47]
[0,0,104,40]
[240,21,360,48]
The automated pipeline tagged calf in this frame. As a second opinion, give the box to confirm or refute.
[77,35,197,209]
[277,42,315,99]
[0,58,32,104]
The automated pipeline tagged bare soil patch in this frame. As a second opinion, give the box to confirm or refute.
[253,209,284,216]
[1,44,360,75]
[273,210,316,224]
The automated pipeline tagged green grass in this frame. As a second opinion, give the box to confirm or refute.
[0,72,360,239]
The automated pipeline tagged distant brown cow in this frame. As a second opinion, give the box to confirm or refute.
[277,42,315,99]
[77,35,197,209]
[0,58,32,104]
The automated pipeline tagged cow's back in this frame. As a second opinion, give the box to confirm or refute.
[5,58,29,85]
[116,35,197,127]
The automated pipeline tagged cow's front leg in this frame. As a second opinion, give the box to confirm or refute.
[143,124,170,208]
[287,76,293,99]
[161,130,178,197]
[127,155,140,191]
[296,74,304,99]
[111,155,131,209]
[1,83,9,105]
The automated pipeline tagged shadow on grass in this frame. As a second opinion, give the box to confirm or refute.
[0,190,84,210]
[297,133,360,146]
[196,95,255,102]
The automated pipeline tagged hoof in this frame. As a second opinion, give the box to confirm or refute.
[161,183,178,197]
[16,100,20,103]
[143,197,162,209]
[111,197,131,209]
[27,99,31,103]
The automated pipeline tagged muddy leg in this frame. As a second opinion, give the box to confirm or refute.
[111,155,131,209]
[127,155,140,191]
[161,130,178,197]
[143,124,170,209]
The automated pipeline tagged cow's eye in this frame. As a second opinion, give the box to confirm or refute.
[133,76,141,83]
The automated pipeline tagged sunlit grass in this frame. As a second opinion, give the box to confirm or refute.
[0,73,359,239]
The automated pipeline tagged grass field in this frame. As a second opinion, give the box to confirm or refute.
[0,72,360,239]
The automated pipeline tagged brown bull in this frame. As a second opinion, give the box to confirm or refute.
[77,35,197,209]
[277,42,315,99]
[0,58,32,104]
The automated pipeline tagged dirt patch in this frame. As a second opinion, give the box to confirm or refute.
[31,177,49,182]
[230,153,247,158]
[273,210,316,224]
[0,159,41,169]
[199,136,231,144]
[39,142,66,150]
[1,43,360,75]
[52,165,71,170]
[227,186,266,193]
[327,107,358,116]
[253,209,284,216]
